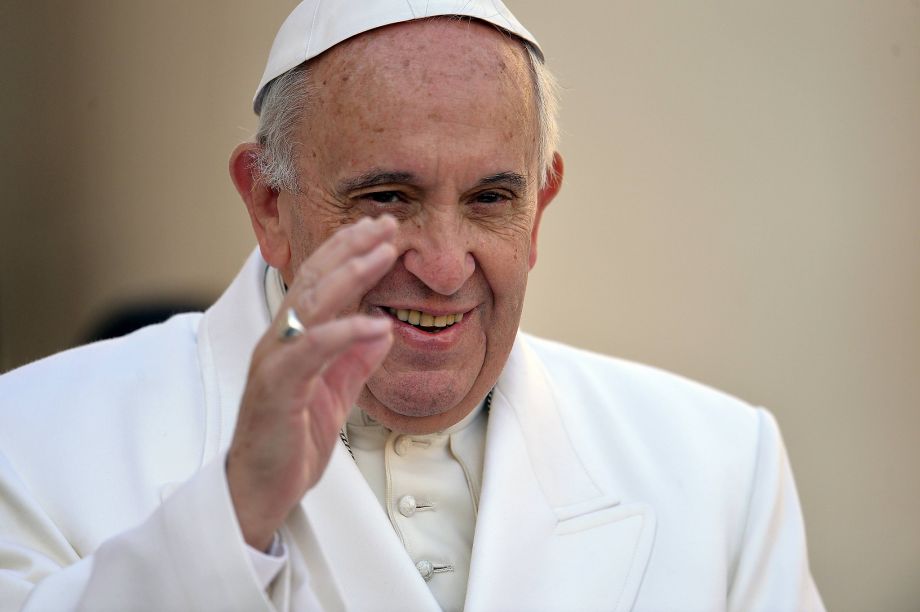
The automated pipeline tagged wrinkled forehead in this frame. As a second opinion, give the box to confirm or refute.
[296,19,541,179]
[301,19,538,146]
[314,18,531,89]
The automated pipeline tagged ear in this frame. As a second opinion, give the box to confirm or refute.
[529,152,564,269]
[229,142,291,270]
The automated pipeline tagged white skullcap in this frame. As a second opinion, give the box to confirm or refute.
[253,0,542,114]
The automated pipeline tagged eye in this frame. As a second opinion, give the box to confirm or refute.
[473,191,510,205]
[361,191,404,204]
[366,191,401,204]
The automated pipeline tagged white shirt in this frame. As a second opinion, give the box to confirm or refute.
[346,399,487,611]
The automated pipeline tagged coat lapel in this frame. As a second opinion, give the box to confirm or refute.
[465,337,656,611]
[291,444,441,611]
[197,250,271,461]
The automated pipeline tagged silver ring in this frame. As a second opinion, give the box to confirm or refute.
[278,307,306,342]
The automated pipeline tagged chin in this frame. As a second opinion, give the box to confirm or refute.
[358,372,477,433]
[366,373,473,416]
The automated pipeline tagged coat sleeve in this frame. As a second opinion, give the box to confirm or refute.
[0,452,322,612]
[727,409,826,612]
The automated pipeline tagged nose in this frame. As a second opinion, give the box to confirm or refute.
[399,212,475,296]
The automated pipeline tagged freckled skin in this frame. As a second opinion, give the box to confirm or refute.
[276,19,556,434]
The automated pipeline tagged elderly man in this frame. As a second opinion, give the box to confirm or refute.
[0,1,824,611]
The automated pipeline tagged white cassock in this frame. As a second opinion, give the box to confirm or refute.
[0,249,824,611]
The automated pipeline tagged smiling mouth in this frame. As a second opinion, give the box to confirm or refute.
[387,308,464,333]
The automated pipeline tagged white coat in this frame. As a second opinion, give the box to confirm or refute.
[0,250,824,611]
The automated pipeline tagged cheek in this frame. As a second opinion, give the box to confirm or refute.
[478,232,533,323]
[286,208,318,269]
[287,193,353,262]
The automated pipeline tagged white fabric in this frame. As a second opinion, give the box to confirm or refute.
[248,534,287,591]
[0,249,825,611]
[254,0,543,112]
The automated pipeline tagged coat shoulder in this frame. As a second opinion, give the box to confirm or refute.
[0,313,206,464]
[0,313,203,410]
[521,332,758,419]
[518,332,768,477]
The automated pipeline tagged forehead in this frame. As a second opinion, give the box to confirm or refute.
[320,17,529,77]
[306,18,536,143]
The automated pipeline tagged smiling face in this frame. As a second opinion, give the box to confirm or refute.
[273,19,559,433]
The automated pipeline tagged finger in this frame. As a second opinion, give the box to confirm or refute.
[291,240,398,325]
[271,315,392,388]
[292,215,397,289]
[322,334,393,402]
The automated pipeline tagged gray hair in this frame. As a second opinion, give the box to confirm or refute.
[253,38,559,193]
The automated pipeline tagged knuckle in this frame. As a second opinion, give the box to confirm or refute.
[263,343,293,371]
[298,287,321,317]
[253,333,280,362]
[298,326,327,354]
[344,257,366,278]
[295,263,319,287]
[339,227,363,251]
[248,352,280,390]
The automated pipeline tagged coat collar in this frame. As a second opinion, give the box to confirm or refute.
[197,249,271,461]
[198,251,656,610]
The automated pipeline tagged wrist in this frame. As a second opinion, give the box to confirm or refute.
[226,456,286,551]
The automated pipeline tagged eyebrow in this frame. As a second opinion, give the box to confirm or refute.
[337,171,415,193]
[474,172,528,192]
[336,169,529,194]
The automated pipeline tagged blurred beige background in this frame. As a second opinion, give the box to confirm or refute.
[1,1,918,610]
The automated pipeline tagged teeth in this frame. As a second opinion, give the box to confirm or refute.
[387,308,465,329]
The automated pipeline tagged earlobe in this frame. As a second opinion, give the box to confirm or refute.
[229,143,291,269]
[529,152,564,269]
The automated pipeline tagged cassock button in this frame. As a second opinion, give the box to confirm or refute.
[394,435,412,456]
[416,559,434,581]
[398,495,417,517]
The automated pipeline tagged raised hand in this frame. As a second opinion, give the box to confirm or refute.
[227,215,398,550]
